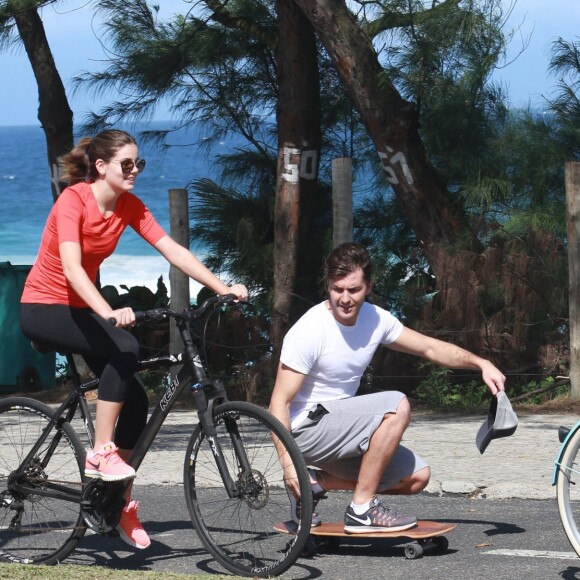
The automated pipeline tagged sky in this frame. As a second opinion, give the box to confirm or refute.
[0,0,578,127]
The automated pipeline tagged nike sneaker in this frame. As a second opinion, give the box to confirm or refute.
[344,496,417,533]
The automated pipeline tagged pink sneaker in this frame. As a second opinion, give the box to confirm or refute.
[85,442,136,481]
[117,500,151,549]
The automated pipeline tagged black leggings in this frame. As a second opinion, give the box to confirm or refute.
[20,303,148,449]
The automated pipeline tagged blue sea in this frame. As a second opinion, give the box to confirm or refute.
[0,122,238,296]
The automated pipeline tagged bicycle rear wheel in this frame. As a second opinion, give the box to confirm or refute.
[557,426,580,555]
[184,401,312,577]
[0,397,86,564]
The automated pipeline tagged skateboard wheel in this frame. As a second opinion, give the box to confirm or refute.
[404,542,424,559]
[433,535,449,552]
[302,538,317,557]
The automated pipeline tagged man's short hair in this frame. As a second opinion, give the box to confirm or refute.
[324,242,374,285]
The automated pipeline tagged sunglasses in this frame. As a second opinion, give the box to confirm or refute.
[110,158,146,173]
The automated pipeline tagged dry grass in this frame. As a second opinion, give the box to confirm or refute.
[0,564,240,579]
[513,393,580,416]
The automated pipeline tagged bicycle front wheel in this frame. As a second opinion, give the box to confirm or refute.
[557,425,580,555]
[184,401,312,577]
[0,397,86,564]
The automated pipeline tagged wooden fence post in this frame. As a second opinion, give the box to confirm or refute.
[168,189,190,361]
[332,157,353,247]
[566,162,580,399]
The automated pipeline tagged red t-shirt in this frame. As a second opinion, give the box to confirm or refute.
[21,182,167,308]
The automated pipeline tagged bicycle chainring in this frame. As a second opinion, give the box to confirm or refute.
[81,479,126,534]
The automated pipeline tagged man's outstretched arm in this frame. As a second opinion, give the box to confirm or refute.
[388,327,506,395]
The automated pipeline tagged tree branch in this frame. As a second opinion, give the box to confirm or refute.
[364,0,462,39]
[201,0,277,47]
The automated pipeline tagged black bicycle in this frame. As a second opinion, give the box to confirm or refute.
[0,294,313,577]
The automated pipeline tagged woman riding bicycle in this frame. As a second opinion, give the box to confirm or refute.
[20,129,248,550]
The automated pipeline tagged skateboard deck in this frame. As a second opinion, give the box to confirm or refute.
[274,520,456,559]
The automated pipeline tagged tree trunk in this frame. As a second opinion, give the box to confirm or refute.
[14,8,74,200]
[272,0,323,356]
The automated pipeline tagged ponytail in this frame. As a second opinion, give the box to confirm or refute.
[58,137,92,185]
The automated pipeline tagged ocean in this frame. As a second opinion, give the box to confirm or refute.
[1,122,237,296]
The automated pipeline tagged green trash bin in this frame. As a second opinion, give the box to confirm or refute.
[0,262,56,393]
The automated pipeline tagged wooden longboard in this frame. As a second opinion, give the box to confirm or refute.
[275,519,455,539]
[274,520,457,559]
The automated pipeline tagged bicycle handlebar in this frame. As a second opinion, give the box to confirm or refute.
[134,293,238,324]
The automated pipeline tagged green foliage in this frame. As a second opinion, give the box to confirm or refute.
[415,365,489,410]
[417,369,570,411]
[548,37,580,158]
[188,177,274,313]
[354,190,434,319]
[511,376,569,405]
[382,0,509,182]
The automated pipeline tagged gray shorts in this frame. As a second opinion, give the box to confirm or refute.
[292,391,429,492]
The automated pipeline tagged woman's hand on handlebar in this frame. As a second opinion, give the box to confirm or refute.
[108,307,136,328]
[226,284,248,302]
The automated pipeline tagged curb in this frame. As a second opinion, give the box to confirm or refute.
[424,479,555,500]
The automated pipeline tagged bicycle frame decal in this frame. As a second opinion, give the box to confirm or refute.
[160,375,180,411]
[207,435,220,458]
[192,354,204,369]
[0,550,31,564]
[553,419,580,484]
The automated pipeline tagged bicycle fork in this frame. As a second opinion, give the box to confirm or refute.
[191,386,254,499]
[171,311,255,501]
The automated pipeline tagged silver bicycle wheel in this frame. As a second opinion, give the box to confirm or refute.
[556,426,580,555]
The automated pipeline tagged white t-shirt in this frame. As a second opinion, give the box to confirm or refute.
[280,301,404,428]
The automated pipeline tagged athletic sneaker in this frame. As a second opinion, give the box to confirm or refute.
[289,469,327,527]
[117,500,151,549]
[344,496,417,533]
[85,442,136,481]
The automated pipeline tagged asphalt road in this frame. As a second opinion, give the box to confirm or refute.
[60,486,580,580]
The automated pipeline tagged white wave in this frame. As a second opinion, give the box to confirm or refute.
[4,254,203,298]
[3,255,37,267]
[100,254,203,298]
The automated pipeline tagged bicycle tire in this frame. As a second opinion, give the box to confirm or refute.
[183,401,312,577]
[557,426,580,555]
[0,397,86,564]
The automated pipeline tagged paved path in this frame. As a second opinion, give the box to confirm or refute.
[405,411,574,499]
[130,408,578,500]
